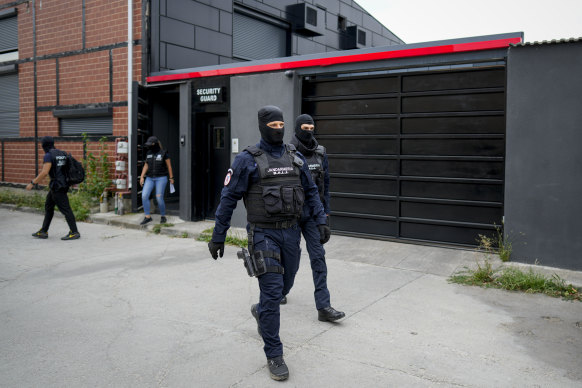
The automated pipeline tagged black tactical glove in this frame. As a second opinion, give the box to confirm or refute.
[318,224,331,244]
[208,241,225,260]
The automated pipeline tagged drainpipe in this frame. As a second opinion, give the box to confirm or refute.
[127,0,133,189]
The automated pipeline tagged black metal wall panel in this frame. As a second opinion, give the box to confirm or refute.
[303,66,506,246]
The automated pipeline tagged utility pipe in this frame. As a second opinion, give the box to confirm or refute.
[127,0,133,188]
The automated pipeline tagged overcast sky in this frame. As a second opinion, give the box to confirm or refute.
[356,0,582,44]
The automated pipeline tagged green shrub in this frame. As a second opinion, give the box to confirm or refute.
[79,134,112,197]
[68,190,94,221]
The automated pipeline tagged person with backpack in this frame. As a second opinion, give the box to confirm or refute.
[26,136,80,240]
[139,136,175,225]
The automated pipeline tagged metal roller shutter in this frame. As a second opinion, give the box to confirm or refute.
[0,16,17,52]
[233,12,287,60]
[60,116,113,136]
[0,73,19,138]
[303,66,506,246]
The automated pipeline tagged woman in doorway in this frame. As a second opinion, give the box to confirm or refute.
[139,136,175,225]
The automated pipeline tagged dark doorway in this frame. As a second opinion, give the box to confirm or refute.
[149,87,180,215]
[194,113,230,219]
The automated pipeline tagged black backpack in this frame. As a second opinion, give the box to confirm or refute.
[65,153,85,185]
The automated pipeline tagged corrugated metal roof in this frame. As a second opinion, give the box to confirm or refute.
[511,37,581,46]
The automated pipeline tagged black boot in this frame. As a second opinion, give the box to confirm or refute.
[267,356,289,381]
[280,295,287,305]
[318,306,345,322]
[251,304,262,337]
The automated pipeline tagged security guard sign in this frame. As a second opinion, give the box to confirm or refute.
[196,87,223,104]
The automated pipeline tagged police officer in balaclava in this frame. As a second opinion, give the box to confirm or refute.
[208,105,330,381]
[27,136,80,240]
[290,114,345,322]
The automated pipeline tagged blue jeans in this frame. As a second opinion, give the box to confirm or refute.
[142,176,168,216]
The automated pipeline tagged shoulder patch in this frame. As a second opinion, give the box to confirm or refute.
[224,168,233,186]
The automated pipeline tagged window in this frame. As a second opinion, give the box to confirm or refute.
[60,117,113,136]
[337,15,346,31]
[0,71,19,137]
[214,127,225,149]
[0,13,17,53]
[358,29,366,46]
[306,7,317,27]
[233,11,288,60]
[0,9,18,62]
[0,10,19,137]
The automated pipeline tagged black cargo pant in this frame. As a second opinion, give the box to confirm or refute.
[41,188,78,234]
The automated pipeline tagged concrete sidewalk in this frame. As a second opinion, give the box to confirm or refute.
[0,207,581,387]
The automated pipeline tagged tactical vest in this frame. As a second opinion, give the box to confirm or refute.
[304,145,326,204]
[145,150,168,177]
[243,144,305,226]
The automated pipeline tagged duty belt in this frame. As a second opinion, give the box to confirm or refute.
[250,219,298,229]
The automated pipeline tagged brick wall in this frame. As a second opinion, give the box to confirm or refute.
[0,0,142,185]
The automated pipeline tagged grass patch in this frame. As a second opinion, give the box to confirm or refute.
[152,223,175,234]
[1,188,95,221]
[0,189,46,210]
[450,261,581,301]
[198,228,248,248]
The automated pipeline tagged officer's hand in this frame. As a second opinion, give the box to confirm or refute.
[208,241,225,260]
[318,224,331,244]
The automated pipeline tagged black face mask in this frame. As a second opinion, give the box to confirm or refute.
[258,106,285,145]
[41,136,55,153]
[147,144,160,153]
[294,114,315,145]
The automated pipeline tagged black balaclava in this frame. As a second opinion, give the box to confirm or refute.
[41,136,55,153]
[258,105,284,145]
[294,114,315,146]
[145,136,160,153]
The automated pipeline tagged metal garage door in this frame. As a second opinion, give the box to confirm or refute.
[302,66,505,246]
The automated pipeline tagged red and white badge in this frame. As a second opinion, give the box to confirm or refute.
[224,168,233,186]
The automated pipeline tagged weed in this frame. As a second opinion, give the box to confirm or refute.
[477,223,512,262]
[181,232,189,238]
[152,223,174,234]
[449,261,581,301]
[198,227,248,248]
[449,260,496,286]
